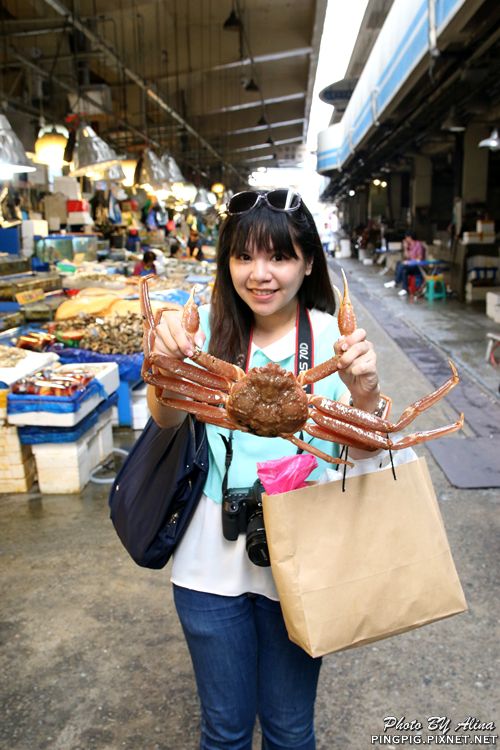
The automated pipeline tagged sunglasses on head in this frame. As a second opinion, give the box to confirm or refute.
[227,189,302,216]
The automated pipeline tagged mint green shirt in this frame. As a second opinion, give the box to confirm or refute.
[197,305,348,503]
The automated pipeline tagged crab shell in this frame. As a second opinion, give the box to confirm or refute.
[225,362,309,437]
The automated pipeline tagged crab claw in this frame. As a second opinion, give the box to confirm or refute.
[182,285,201,336]
[334,268,357,337]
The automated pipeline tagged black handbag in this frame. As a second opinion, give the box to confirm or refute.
[109,414,208,569]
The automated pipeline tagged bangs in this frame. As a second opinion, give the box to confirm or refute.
[227,206,299,259]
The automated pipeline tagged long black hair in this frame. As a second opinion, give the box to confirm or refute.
[209,197,336,363]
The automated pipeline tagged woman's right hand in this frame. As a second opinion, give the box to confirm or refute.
[152,307,206,361]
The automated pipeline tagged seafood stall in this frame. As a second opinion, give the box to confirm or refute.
[0,254,215,492]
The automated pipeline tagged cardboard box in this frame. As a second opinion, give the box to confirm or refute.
[463,232,495,244]
[53,176,81,200]
[476,221,495,235]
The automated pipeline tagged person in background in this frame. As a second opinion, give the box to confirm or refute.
[187,228,205,261]
[125,228,141,254]
[133,250,157,277]
[386,231,426,295]
[146,188,382,749]
[319,221,332,256]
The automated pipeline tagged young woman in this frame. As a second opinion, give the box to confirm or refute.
[147,189,381,750]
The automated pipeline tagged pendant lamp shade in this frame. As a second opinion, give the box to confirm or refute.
[0,115,36,178]
[244,78,259,92]
[161,154,185,183]
[478,128,500,151]
[223,8,242,31]
[211,181,225,195]
[193,187,212,211]
[104,163,126,182]
[120,158,138,187]
[70,123,122,177]
[135,148,170,191]
[34,126,68,166]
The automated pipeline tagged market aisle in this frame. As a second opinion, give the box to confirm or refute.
[0,283,497,750]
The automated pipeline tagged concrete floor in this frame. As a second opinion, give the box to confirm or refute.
[1,258,499,750]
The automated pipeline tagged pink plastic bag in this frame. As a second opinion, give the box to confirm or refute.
[257,454,318,495]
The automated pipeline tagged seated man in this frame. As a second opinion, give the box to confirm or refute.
[386,232,426,295]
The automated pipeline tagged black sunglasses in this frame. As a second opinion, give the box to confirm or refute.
[227,189,302,215]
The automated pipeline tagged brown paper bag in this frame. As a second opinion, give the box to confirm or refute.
[262,456,467,658]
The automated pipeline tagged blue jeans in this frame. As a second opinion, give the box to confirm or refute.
[173,585,322,750]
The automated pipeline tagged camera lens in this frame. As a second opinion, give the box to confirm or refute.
[246,512,270,567]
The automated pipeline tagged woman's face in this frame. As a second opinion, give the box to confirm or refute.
[229,241,312,321]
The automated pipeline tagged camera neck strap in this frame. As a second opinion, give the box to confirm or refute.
[221,302,314,494]
[243,302,314,392]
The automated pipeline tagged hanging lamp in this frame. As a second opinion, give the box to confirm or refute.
[135,148,170,191]
[478,128,500,151]
[34,125,68,167]
[244,78,259,92]
[70,123,123,178]
[120,158,138,187]
[0,115,36,179]
[193,187,212,212]
[161,153,186,183]
[211,181,225,195]
[223,6,242,31]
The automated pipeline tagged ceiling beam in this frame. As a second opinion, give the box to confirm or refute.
[208,93,305,115]
[41,0,245,180]
[226,118,305,136]
[10,48,158,150]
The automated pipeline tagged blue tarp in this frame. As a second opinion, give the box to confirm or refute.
[55,348,143,382]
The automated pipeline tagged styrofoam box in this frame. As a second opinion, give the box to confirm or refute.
[21,219,48,238]
[7,362,119,427]
[131,382,149,430]
[486,292,500,323]
[31,414,113,494]
[0,350,60,388]
[0,423,36,493]
[67,211,94,225]
[463,232,495,244]
[465,284,500,303]
[476,221,495,235]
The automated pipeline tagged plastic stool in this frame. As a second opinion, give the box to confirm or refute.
[425,274,446,301]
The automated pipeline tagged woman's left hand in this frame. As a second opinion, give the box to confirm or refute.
[334,328,380,410]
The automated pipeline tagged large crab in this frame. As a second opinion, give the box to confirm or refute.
[140,271,463,465]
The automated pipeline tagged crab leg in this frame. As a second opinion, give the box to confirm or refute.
[146,353,232,392]
[310,360,459,434]
[309,409,464,451]
[285,434,353,467]
[298,268,356,386]
[182,286,246,382]
[155,397,240,431]
[143,372,228,406]
[139,274,182,358]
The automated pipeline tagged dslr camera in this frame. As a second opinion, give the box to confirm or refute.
[222,479,270,567]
